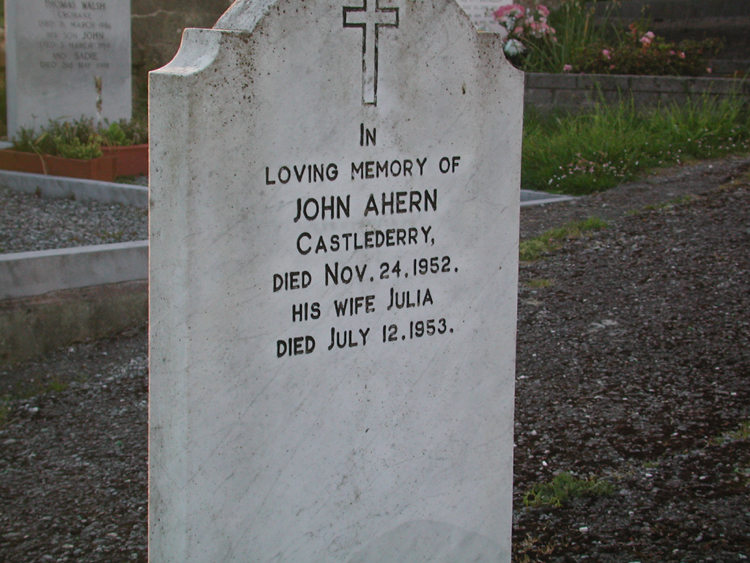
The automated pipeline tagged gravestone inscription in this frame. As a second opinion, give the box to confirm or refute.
[149,0,522,560]
[4,0,132,136]
[455,0,507,33]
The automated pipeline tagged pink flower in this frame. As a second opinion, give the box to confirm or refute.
[602,49,611,60]
[494,4,525,19]
[536,5,550,17]
[563,64,572,73]
[669,50,676,55]
[514,26,524,35]
[528,20,551,37]
[610,64,616,70]
[645,31,655,39]
[707,67,712,73]
[640,35,652,47]
[679,52,686,59]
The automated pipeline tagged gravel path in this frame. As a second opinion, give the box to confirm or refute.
[0,157,749,562]
[0,185,148,254]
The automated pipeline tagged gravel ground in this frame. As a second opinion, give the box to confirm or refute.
[0,185,148,254]
[0,157,749,562]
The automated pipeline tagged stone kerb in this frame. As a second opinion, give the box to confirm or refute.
[525,72,750,111]
[0,241,148,301]
[0,170,149,208]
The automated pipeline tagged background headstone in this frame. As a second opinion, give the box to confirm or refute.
[129,0,233,103]
[149,0,522,560]
[5,0,132,136]
[455,0,509,33]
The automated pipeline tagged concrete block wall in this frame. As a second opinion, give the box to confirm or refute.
[524,73,750,111]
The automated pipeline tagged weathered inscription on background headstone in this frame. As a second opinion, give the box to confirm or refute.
[455,0,508,33]
[5,0,132,136]
[149,0,522,559]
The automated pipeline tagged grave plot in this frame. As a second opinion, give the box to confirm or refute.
[0,175,149,364]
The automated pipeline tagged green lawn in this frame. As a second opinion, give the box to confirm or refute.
[523,95,750,195]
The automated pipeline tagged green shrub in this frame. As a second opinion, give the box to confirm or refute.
[11,116,148,159]
[13,118,103,159]
[56,137,103,160]
[572,24,722,76]
[503,1,722,76]
[101,122,129,146]
[513,0,615,74]
[105,118,148,146]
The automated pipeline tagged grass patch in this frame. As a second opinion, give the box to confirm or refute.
[523,95,750,196]
[0,399,9,427]
[114,175,145,185]
[736,466,750,487]
[712,420,750,446]
[520,217,607,261]
[514,534,559,563]
[3,374,73,404]
[525,278,555,288]
[524,472,615,508]
[627,194,698,215]
[46,378,69,393]
[98,230,124,242]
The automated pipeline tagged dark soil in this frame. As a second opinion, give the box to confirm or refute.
[1,156,749,562]
[515,157,750,562]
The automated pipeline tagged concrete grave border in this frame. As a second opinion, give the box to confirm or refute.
[0,171,149,364]
[0,170,148,207]
[0,241,149,301]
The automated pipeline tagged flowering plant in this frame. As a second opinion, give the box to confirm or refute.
[567,23,722,76]
[492,0,721,77]
[493,4,556,60]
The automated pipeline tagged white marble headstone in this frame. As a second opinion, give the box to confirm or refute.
[4,0,132,136]
[149,0,522,560]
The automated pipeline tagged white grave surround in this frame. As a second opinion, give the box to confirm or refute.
[5,0,132,136]
[149,0,523,559]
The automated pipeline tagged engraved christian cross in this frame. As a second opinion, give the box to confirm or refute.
[343,0,399,106]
